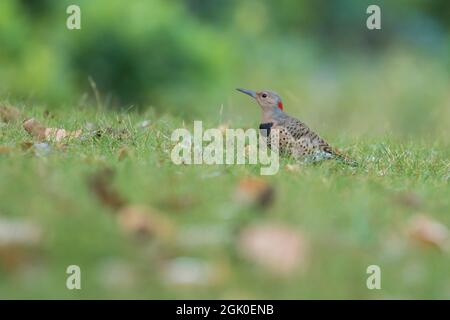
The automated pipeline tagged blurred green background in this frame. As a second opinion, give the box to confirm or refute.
[1,0,449,139]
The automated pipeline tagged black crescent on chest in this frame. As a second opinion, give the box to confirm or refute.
[259,122,274,137]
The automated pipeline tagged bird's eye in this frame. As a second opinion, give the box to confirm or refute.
[261,93,267,98]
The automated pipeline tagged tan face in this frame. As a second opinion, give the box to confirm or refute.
[255,91,279,109]
[236,88,282,111]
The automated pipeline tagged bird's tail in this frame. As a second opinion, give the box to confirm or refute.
[332,149,358,167]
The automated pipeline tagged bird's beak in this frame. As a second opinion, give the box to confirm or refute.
[236,88,257,99]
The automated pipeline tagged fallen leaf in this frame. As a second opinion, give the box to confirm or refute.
[117,205,174,240]
[44,127,82,142]
[0,146,13,155]
[88,168,127,211]
[23,118,82,142]
[233,177,274,208]
[0,218,42,270]
[20,141,34,151]
[23,118,46,140]
[238,224,308,275]
[118,146,128,161]
[407,214,449,250]
[0,105,21,123]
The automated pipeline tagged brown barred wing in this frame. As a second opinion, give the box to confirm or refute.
[280,118,333,156]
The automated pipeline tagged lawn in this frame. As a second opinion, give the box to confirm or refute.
[0,102,449,299]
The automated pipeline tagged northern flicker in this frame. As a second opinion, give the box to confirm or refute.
[237,88,356,165]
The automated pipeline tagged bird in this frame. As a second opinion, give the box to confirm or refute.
[236,88,356,165]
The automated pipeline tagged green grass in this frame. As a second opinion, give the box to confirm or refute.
[0,105,449,299]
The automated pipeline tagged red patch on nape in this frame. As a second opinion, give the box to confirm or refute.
[277,101,284,110]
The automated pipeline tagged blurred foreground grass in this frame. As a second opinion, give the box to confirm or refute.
[0,103,449,299]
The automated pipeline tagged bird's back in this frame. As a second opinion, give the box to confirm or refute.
[276,115,333,159]
[260,111,353,164]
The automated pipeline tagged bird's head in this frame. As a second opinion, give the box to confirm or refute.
[236,88,284,111]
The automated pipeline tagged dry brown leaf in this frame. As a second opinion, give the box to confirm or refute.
[118,146,128,161]
[117,205,174,240]
[0,218,42,270]
[45,127,82,142]
[88,168,127,211]
[407,214,449,250]
[20,141,34,151]
[0,146,13,155]
[23,118,82,142]
[233,177,274,208]
[0,105,21,123]
[23,118,46,140]
[238,224,308,275]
